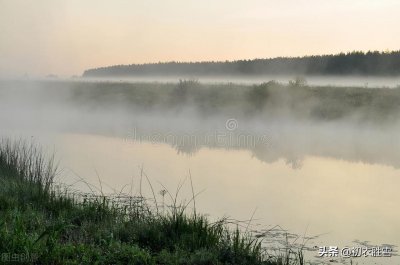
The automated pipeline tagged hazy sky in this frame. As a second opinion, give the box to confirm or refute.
[1,0,399,77]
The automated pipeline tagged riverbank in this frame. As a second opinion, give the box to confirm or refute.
[0,139,304,264]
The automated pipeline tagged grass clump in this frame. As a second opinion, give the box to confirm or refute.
[0,138,304,264]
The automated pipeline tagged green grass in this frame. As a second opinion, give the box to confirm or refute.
[0,139,305,265]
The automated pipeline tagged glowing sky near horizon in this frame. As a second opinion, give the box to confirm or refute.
[0,0,399,77]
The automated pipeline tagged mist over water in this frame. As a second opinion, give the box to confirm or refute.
[3,0,400,263]
[1,79,399,264]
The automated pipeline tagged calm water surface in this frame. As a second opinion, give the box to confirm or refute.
[45,131,399,265]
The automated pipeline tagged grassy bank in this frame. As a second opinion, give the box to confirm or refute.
[0,139,304,265]
[2,79,400,124]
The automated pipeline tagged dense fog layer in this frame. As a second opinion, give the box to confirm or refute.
[1,79,400,168]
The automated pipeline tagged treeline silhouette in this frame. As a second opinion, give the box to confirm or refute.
[83,51,400,77]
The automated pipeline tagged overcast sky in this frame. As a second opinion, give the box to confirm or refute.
[1,0,399,77]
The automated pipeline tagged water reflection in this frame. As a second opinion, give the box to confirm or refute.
[119,117,400,170]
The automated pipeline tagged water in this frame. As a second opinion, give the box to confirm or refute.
[1,79,399,264]
[35,120,400,265]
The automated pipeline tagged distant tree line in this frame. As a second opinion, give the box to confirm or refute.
[83,51,400,77]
